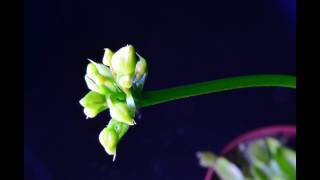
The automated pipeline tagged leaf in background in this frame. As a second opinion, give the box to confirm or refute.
[215,157,245,180]
[248,139,270,164]
[197,137,295,180]
[196,151,217,168]
[266,138,281,156]
[274,147,296,180]
[281,147,296,169]
[250,164,269,180]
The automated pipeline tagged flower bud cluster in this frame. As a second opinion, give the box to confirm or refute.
[79,45,147,159]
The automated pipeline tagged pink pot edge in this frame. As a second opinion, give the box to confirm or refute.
[204,125,296,180]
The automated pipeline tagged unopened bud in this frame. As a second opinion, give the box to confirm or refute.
[87,63,99,77]
[111,45,136,75]
[103,79,118,92]
[85,75,111,95]
[85,75,101,93]
[79,91,106,107]
[107,118,130,140]
[116,74,133,89]
[102,48,113,67]
[88,59,113,78]
[99,127,118,155]
[93,74,108,86]
[107,98,134,125]
[83,104,107,119]
[86,63,117,93]
[135,54,147,80]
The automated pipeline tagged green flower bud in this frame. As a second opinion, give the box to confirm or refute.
[125,90,136,111]
[98,119,130,160]
[107,118,129,140]
[88,59,113,78]
[94,75,118,93]
[79,91,106,107]
[116,74,133,89]
[102,48,113,67]
[99,127,118,156]
[85,75,111,95]
[107,97,135,125]
[135,54,147,80]
[86,63,99,77]
[85,75,101,93]
[86,61,117,92]
[92,73,109,86]
[83,104,107,119]
[111,45,136,75]
[86,63,117,93]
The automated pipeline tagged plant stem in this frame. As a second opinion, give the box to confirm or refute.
[137,74,296,108]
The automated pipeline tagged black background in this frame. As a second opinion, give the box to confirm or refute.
[24,0,296,179]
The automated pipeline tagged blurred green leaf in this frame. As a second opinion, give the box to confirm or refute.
[281,147,296,169]
[274,147,296,180]
[215,157,245,180]
[196,151,217,168]
[197,138,295,180]
[251,165,269,180]
[266,138,281,156]
[249,139,270,164]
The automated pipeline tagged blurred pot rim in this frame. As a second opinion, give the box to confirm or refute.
[204,125,296,180]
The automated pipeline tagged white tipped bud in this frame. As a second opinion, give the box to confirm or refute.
[99,127,118,155]
[86,63,99,77]
[85,75,111,95]
[107,98,134,125]
[83,104,106,119]
[116,74,133,89]
[88,59,113,78]
[135,54,147,79]
[102,48,113,67]
[79,91,106,107]
[111,45,136,75]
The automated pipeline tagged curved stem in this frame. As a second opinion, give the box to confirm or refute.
[137,74,296,107]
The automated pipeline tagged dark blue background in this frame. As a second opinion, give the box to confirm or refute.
[24,0,296,179]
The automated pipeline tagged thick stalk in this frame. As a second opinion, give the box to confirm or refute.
[137,75,296,107]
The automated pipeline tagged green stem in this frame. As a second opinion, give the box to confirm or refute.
[137,74,296,108]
